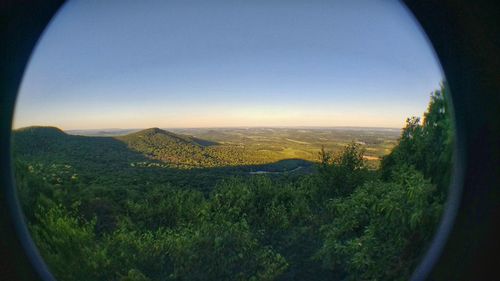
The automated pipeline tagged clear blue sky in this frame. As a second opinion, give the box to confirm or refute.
[13,0,444,130]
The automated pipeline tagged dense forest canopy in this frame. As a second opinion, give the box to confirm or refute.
[12,84,453,281]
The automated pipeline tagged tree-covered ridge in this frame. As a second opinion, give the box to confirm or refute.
[12,126,314,191]
[13,126,227,168]
[13,84,452,281]
[13,126,307,171]
[117,127,273,168]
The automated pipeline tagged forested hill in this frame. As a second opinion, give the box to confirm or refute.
[12,126,224,168]
[12,126,68,155]
[12,126,310,171]
[12,86,453,281]
[116,127,229,168]
[119,127,219,147]
[12,126,143,164]
[11,127,220,189]
[11,126,312,189]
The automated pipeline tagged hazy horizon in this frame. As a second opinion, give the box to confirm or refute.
[16,124,404,132]
[13,0,444,130]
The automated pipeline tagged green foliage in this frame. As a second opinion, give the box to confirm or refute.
[126,186,206,230]
[168,217,287,281]
[30,205,107,281]
[12,87,452,280]
[118,127,280,169]
[381,84,453,195]
[121,269,151,281]
[101,225,175,281]
[315,143,370,199]
[209,177,328,280]
[316,166,442,280]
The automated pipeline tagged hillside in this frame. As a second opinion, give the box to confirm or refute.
[12,126,145,164]
[11,89,452,281]
[117,127,226,168]
[13,126,223,167]
[12,126,315,189]
[12,125,402,177]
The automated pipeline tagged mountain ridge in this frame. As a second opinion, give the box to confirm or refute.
[123,127,218,147]
[12,126,239,169]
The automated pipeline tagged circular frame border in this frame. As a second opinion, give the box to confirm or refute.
[1,1,499,280]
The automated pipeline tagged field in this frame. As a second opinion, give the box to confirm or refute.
[67,127,401,169]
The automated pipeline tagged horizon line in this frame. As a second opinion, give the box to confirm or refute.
[14,124,404,131]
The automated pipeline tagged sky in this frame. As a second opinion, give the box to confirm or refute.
[13,0,444,130]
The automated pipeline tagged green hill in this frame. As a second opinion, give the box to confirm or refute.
[115,127,283,169]
[12,126,316,190]
[11,86,452,281]
[12,126,67,155]
[121,127,218,147]
[12,126,146,164]
[117,127,224,168]
[12,126,223,168]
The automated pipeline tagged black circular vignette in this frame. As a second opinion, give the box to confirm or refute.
[0,1,498,280]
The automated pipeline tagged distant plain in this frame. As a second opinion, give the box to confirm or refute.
[66,127,400,168]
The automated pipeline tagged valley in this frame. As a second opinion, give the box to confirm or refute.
[11,90,451,281]
[12,126,398,192]
[66,126,400,169]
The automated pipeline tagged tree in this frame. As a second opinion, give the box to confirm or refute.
[316,166,442,281]
[30,205,108,281]
[381,83,453,195]
[316,143,369,199]
[168,216,288,281]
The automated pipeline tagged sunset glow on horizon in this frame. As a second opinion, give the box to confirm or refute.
[13,0,444,131]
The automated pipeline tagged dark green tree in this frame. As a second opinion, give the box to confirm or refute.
[316,165,442,280]
[316,143,370,199]
[381,83,453,195]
